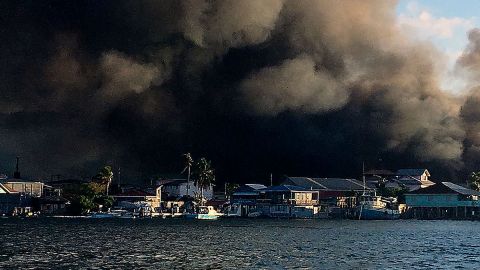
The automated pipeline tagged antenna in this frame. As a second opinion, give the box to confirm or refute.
[13,157,20,179]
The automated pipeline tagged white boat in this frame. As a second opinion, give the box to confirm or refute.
[185,206,223,220]
[224,203,242,217]
[89,210,138,219]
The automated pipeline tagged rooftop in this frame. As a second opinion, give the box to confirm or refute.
[363,169,394,176]
[285,177,369,191]
[0,183,17,193]
[261,185,312,192]
[407,182,480,196]
[396,169,429,177]
[156,179,188,186]
[113,189,156,197]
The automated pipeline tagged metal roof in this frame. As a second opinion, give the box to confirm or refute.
[157,179,188,186]
[407,182,480,196]
[0,183,17,193]
[245,184,267,190]
[234,184,267,194]
[396,169,429,177]
[442,182,480,196]
[261,185,311,192]
[285,177,368,191]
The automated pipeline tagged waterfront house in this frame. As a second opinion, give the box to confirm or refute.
[283,177,368,206]
[229,184,266,217]
[405,182,480,219]
[392,169,434,191]
[0,183,31,216]
[2,181,45,197]
[0,183,19,215]
[257,185,320,218]
[33,196,69,215]
[157,179,213,200]
[283,177,371,218]
[112,186,162,215]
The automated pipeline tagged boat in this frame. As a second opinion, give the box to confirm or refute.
[89,210,137,219]
[113,210,137,219]
[247,211,261,218]
[355,163,400,220]
[224,203,242,217]
[89,212,121,218]
[185,206,223,220]
[356,195,400,220]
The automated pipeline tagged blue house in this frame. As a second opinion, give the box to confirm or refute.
[228,184,267,217]
[405,182,480,219]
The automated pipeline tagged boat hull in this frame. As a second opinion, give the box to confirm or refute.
[185,213,219,220]
[358,208,400,220]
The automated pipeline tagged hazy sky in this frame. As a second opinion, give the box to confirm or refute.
[397,0,480,92]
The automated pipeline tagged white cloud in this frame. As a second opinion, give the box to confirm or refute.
[398,10,474,39]
[397,2,477,93]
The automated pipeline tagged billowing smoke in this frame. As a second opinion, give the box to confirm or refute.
[241,55,348,115]
[0,1,478,182]
[458,29,480,174]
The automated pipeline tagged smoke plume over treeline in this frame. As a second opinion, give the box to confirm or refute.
[1,0,480,182]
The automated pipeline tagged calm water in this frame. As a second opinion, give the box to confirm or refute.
[0,218,479,269]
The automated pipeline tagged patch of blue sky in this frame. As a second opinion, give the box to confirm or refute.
[396,0,480,92]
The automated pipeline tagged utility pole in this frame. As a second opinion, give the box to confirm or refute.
[270,173,273,187]
[118,167,121,186]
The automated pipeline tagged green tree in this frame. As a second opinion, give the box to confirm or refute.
[469,172,480,191]
[181,153,194,197]
[225,183,240,198]
[95,166,114,195]
[64,166,116,215]
[193,157,215,204]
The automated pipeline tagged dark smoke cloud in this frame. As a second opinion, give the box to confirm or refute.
[0,0,477,183]
[457,28,480,174]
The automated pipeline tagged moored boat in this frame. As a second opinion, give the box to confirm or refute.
[89,212,121,218]
[356,195,400,220]
[185,206,223,220]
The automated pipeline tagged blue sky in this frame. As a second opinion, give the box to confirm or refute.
[397,0,479,91]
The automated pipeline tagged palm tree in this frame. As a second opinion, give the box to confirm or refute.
[97,166,114,196]
[181,153,194,196]
[469,172,480,191]
[193,157,215,205]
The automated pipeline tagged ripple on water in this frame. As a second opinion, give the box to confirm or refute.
[1,219,480,269]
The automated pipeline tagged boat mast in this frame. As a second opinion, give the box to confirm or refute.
[359,161,366,220]
[362,162,366,196]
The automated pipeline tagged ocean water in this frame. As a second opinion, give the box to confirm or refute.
[0,218,479,269]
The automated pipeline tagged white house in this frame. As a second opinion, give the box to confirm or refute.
[157,179,213,200]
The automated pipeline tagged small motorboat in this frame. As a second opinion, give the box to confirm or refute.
[185,206,223,220]
[89,212,121,218]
